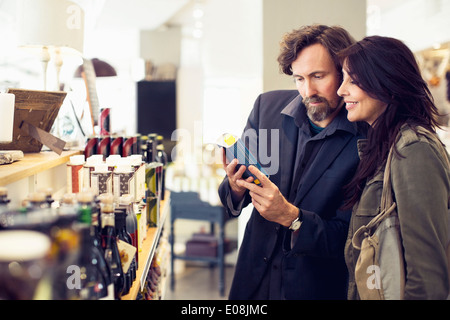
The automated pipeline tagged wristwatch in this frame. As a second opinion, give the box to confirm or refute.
[289,210,303,232]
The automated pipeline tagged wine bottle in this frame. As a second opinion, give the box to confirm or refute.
[119,194,139,268]
[100,194,125,299]
[76,226,109,300]
[77,191,114,300]
[114,207,133,295]
[0,187,10,206]
[156,135,168,200]
[0,187,11,229]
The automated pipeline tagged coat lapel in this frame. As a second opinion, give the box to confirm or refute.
[293,133,352,206]
[278,115,298,198]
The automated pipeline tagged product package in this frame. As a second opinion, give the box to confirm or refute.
[217,133,269,186]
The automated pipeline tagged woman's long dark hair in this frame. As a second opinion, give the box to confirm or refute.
[340,36,442,209]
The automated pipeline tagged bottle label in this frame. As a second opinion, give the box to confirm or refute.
[91,171,112,195]
[117,238,137,274]
[113,172,135,200]
[67,164,84,193]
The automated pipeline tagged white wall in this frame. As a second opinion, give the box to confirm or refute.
[367,0,450,51]
[367,0,450,124]
[263,0,367,92]
[172,0,264,246]
[176,0,263,153]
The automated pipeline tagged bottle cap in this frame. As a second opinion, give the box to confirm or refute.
[98,193,114,204]
[28,192,46,203]
[86,155,104,165]
[94,163,109,172]
[115,164,132,173]
[77,191,94,203]
[69,154,85,165]
[119,194,133,205]
[0,187,8,196]
[61,193,77,205]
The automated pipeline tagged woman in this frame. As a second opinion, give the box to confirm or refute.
[337,36,450,299]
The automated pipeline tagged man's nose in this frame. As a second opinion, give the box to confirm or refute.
[303,80,318,98]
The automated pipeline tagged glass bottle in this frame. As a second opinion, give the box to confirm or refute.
[100,193,125,299]
[77,191,114,300]
[156,135,168,200]
[146,134,156,163]
[0,187,11,229]
[114,207,133,295]
[119,194,139,268]
[76,226,109,300]
[0,187,10,206]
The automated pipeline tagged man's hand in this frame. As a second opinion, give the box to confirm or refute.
[222,148,254,204]
[236,165,299,227]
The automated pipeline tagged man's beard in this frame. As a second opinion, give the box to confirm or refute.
[304,95,341,122]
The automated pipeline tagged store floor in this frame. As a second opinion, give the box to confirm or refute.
[164,261,236,300]
[164,211,239,300]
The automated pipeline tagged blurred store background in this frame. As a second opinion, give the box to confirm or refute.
[0,0,449,299]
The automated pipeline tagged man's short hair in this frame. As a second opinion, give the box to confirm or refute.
[277,24,356,78]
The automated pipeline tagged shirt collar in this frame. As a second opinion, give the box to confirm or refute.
[281,94,358,136]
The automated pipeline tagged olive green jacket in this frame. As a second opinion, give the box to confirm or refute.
[345,124,450,300]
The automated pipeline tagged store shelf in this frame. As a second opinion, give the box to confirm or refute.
[121,192,170,300]
[0,149,82,187]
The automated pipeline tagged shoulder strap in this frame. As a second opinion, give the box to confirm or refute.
[352,144,397,250]
[380,143,395,211]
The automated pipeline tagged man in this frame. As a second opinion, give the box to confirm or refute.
[218,25,366,299]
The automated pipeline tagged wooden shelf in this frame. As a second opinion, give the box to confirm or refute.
[121,192,170,300]
[0,149,82,187]
[0,149,169,300]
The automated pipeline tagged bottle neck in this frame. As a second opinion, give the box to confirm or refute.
[102,212,115,228]
[78,204,92,225]
[0,195,10,205]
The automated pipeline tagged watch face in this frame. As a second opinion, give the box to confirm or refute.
[290,219,301,231]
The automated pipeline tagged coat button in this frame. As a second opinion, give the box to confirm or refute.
[263,257,268,262]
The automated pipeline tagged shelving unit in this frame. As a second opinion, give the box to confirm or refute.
[0,149,82,207]
[0,150,171,300]
[0,150,82,186]
[121,192,170,300]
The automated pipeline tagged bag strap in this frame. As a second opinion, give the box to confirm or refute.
[380,142,396,212]
[352,144,396,250]
[353,126,449,250]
